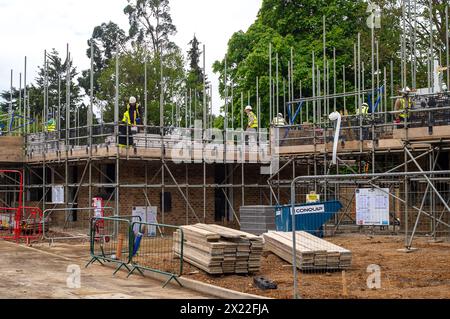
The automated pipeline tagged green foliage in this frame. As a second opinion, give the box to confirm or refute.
[79,0,187,127]
[78,22,127,97]
[185,35,210,127]
[213,115,225,130]
[213,0,406,128]
[186,35,204,91]
[97,45,185,125]
[124,0,177,53]
[1,49,81,130]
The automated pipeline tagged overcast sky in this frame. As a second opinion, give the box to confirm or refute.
[0,0,261,114]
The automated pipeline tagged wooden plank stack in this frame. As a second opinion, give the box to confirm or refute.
[263,231,352,271]
[173,224,264,275]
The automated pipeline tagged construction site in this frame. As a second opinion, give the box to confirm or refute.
[1,0,450,301]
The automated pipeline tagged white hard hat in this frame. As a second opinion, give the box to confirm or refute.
[400,87,411,94]
[245,105,252,111]
[129,96,137,104]
[278,113,284,118]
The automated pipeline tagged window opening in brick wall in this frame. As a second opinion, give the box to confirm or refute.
[160,192,172,213]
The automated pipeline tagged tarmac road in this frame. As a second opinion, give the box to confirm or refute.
[0,240,209,299]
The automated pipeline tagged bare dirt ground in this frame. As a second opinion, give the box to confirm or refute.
[0,240,209,299]
[184,234,450,299]
[3,234,450,299]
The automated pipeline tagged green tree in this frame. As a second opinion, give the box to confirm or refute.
[85,0,186,127]
[1,49,82,131]
[187,35,203,87]
[97,45,185,126]
[35,49,82,128]
[186,35,210,127]
[213,0,404,128]
[78,21,127,97]
[124,0,177,53]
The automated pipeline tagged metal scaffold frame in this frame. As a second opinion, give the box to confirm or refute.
[16,39,276,227]
[1,2,449,238]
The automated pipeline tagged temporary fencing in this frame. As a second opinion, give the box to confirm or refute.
[128,221,183,287]
[87,217,184,287]
[42,207,115,242]
[86,216,136,275]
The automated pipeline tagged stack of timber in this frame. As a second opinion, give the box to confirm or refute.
[263,231,352,271]
[173,224,264,275]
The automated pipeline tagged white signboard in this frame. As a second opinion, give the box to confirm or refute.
[132,206,157,236]
[52,186,64,204]
[356,188,390,226]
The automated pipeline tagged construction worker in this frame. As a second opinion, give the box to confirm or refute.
[272,113,287,126]
[44,115,57,149]
[119,97,142,147]
[357,103,370,116]
[271,113,288,147]
[45,117,56,133]
[394,87,413,124]
[245,105,258,146]
[245,105,258,132]
[122,97,142,128]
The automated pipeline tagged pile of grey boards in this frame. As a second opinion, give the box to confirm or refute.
[263,231,352,271]
[173,224,264,275]
[240,206,276,235]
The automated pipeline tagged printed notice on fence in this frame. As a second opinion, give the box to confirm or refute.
[356,188,390,226]
[52,185,64,204]
[132,206,157,236]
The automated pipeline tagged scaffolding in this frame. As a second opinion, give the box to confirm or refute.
[0,3,449,246]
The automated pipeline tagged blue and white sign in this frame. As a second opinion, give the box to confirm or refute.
[355,188,390,226]
[276,204,326,216]
[294,204,325,215]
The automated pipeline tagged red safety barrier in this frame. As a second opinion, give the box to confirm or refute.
[0,170,43,242]
[0,207,19,240]
[0,207,43,242]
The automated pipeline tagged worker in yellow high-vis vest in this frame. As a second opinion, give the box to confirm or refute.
[46,118,56,132]
[245,105,258,132]
[119,96,142,147]
[245,105,258,146]
[356,103,370,116]
[122,96,142,127]
[394,87,413,124]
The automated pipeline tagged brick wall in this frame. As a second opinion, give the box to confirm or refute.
[19,150,450,234]
[70,161,270,228]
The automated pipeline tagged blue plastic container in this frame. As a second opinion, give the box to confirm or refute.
[275,201,343,237]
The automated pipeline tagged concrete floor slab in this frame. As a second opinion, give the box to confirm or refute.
[0,240,210,299]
